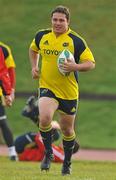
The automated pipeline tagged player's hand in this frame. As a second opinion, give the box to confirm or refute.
[5,95,13,107]
[31,67,39,79]
[60,59,77,72]
[11,88,15,101]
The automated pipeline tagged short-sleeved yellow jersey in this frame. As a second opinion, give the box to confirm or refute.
[30,28,95,100]
[0,42,16,96]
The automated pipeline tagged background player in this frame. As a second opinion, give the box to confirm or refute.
[0,41,17,160]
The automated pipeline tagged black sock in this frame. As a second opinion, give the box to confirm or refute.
[39,126,53,154]
[63,138,75,164]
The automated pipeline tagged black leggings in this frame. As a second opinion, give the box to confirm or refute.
[0,98,14,147]
[0,119,14,147]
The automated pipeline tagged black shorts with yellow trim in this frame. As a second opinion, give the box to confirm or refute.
[40,88,78,115]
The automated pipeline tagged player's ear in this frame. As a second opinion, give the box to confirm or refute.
[67,18,70,25]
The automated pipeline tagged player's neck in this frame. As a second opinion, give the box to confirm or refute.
[54,28,69,38]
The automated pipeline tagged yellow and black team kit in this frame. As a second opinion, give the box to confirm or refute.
[30,28,95,114]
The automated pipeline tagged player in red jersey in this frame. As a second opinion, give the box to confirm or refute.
[0,42,17,160]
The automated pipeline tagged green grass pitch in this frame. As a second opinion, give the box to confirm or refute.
[0,157,116,180]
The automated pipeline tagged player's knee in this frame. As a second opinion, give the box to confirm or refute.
[62,127,74,137]
[39,114,52,126]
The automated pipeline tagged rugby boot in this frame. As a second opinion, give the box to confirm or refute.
[73,140,80,154]
[41,151,54,171]
[61,161,71,175]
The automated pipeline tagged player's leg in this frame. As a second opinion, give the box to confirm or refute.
[22,96,61,142]
[59,113,76,175]
[39,96,58,171]
[22,95,39,125]
[0,99,17,160]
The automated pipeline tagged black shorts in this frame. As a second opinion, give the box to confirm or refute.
[0,97,6,120]
[40,88,78,115]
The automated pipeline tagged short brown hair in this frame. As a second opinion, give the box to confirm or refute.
[51,5,70,21]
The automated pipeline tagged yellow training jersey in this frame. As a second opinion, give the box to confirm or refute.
[0,42,16,96]
[30,28,95,100]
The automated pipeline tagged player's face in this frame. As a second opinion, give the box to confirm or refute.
[51,12,69,37]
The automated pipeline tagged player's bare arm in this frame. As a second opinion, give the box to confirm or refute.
[29,48,39,79]
[62,60,95,72]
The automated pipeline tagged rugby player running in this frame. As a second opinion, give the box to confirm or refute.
[29,5,95,175]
